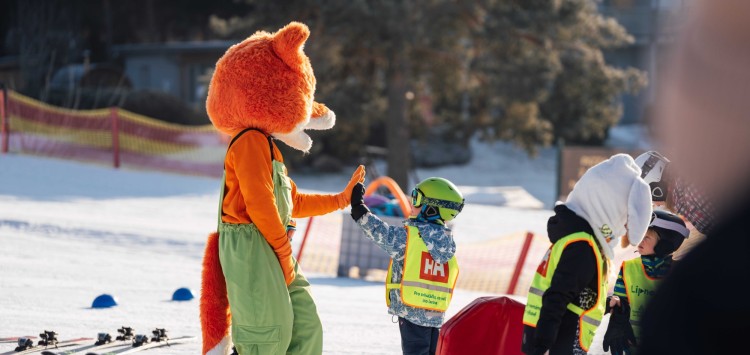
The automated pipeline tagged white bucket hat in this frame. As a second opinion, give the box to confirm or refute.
[565,154,654,259]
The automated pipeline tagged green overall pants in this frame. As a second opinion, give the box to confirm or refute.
[217,135,323,355]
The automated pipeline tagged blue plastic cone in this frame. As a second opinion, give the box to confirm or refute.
[172,287,194,301]
[92,294,118,308]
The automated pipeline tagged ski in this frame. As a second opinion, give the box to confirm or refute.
[0,331,93,355]
[0,337,36,344]
[86,336,196,355]
[86,329,195,355]
[39,342,126,355]
[89,336,195,355]
[39,327,137,355]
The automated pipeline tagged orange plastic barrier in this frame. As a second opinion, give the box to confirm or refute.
[364,176,411,217]
[437,296,525,355]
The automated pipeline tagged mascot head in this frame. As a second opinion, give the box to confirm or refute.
[206,22,335,152]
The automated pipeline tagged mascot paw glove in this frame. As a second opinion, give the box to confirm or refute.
[337,165,366,208]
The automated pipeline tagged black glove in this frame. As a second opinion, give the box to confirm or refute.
[603,301,637,355]
[525,344,549,355]
[521,331,550,355]
[521,339,549,355]
[350,183,370,221]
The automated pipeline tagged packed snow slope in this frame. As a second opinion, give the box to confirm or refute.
[0,148,613,354]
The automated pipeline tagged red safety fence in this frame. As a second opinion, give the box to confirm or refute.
[0,89,227,177]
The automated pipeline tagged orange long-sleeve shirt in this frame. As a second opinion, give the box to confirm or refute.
[221,130,345,284]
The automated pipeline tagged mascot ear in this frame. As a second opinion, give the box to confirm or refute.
[272,22,310,70]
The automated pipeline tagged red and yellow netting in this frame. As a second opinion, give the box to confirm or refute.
[1,90,227,177]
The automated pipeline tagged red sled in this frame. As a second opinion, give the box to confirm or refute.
[437,296,525,355]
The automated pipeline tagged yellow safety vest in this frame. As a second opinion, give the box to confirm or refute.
[622,257,660,338]
[385,226,459,312]
[522,232,607,352]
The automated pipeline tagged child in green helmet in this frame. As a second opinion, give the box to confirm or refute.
[350,177,465,355]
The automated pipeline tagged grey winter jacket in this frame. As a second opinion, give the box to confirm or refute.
[356,212,457,328]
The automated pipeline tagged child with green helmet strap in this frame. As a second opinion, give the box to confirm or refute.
[350,176,464,353]
[411,177,465,223]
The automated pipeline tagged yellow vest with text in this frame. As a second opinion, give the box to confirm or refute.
[385,226,459,312]
[622,257,660,338]
[522,232,607,352]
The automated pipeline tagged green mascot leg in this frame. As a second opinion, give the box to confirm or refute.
[219,223,294,355]
[218,157,323,355]
[287,261,324,355]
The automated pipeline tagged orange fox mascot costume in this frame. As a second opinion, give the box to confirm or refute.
[200,22,365,355]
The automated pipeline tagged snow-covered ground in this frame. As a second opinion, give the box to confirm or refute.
[0,154,530,354]
[0,225,494,354]
[0,147,617,354]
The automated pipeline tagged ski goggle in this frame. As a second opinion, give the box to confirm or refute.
[411,188,465,212]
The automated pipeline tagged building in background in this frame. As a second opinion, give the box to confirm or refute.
[0,56,20,89]
[111,41,232,110]
[600,0,686,124]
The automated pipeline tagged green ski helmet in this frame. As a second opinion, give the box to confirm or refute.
[411,177,465,222]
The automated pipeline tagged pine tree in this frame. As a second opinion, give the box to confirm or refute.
[466,0,646,151]
[210,0,645,189]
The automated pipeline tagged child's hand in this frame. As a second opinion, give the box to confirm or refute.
[603,300,636,354]
[350,183,370,221]
[609,295,621,309]
[351,183,365,208]
[606,295,622,314]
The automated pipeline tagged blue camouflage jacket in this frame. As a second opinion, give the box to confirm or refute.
[356,212,457,328]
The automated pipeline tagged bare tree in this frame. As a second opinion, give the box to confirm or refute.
[16,0,77,96]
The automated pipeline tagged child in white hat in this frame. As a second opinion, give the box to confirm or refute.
[522,154,653,355]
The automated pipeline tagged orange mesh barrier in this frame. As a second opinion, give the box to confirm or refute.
[296,213,640,295]
[295,212,549,295]
[1,90,227,177]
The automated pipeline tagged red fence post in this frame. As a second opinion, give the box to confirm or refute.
[1,88,8,154]
[296,217,315,263]
[507,232,535,295]
[110,107,120,168]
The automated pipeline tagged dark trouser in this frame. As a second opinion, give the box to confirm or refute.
[522,313,584,355]
[398,317,439,355]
